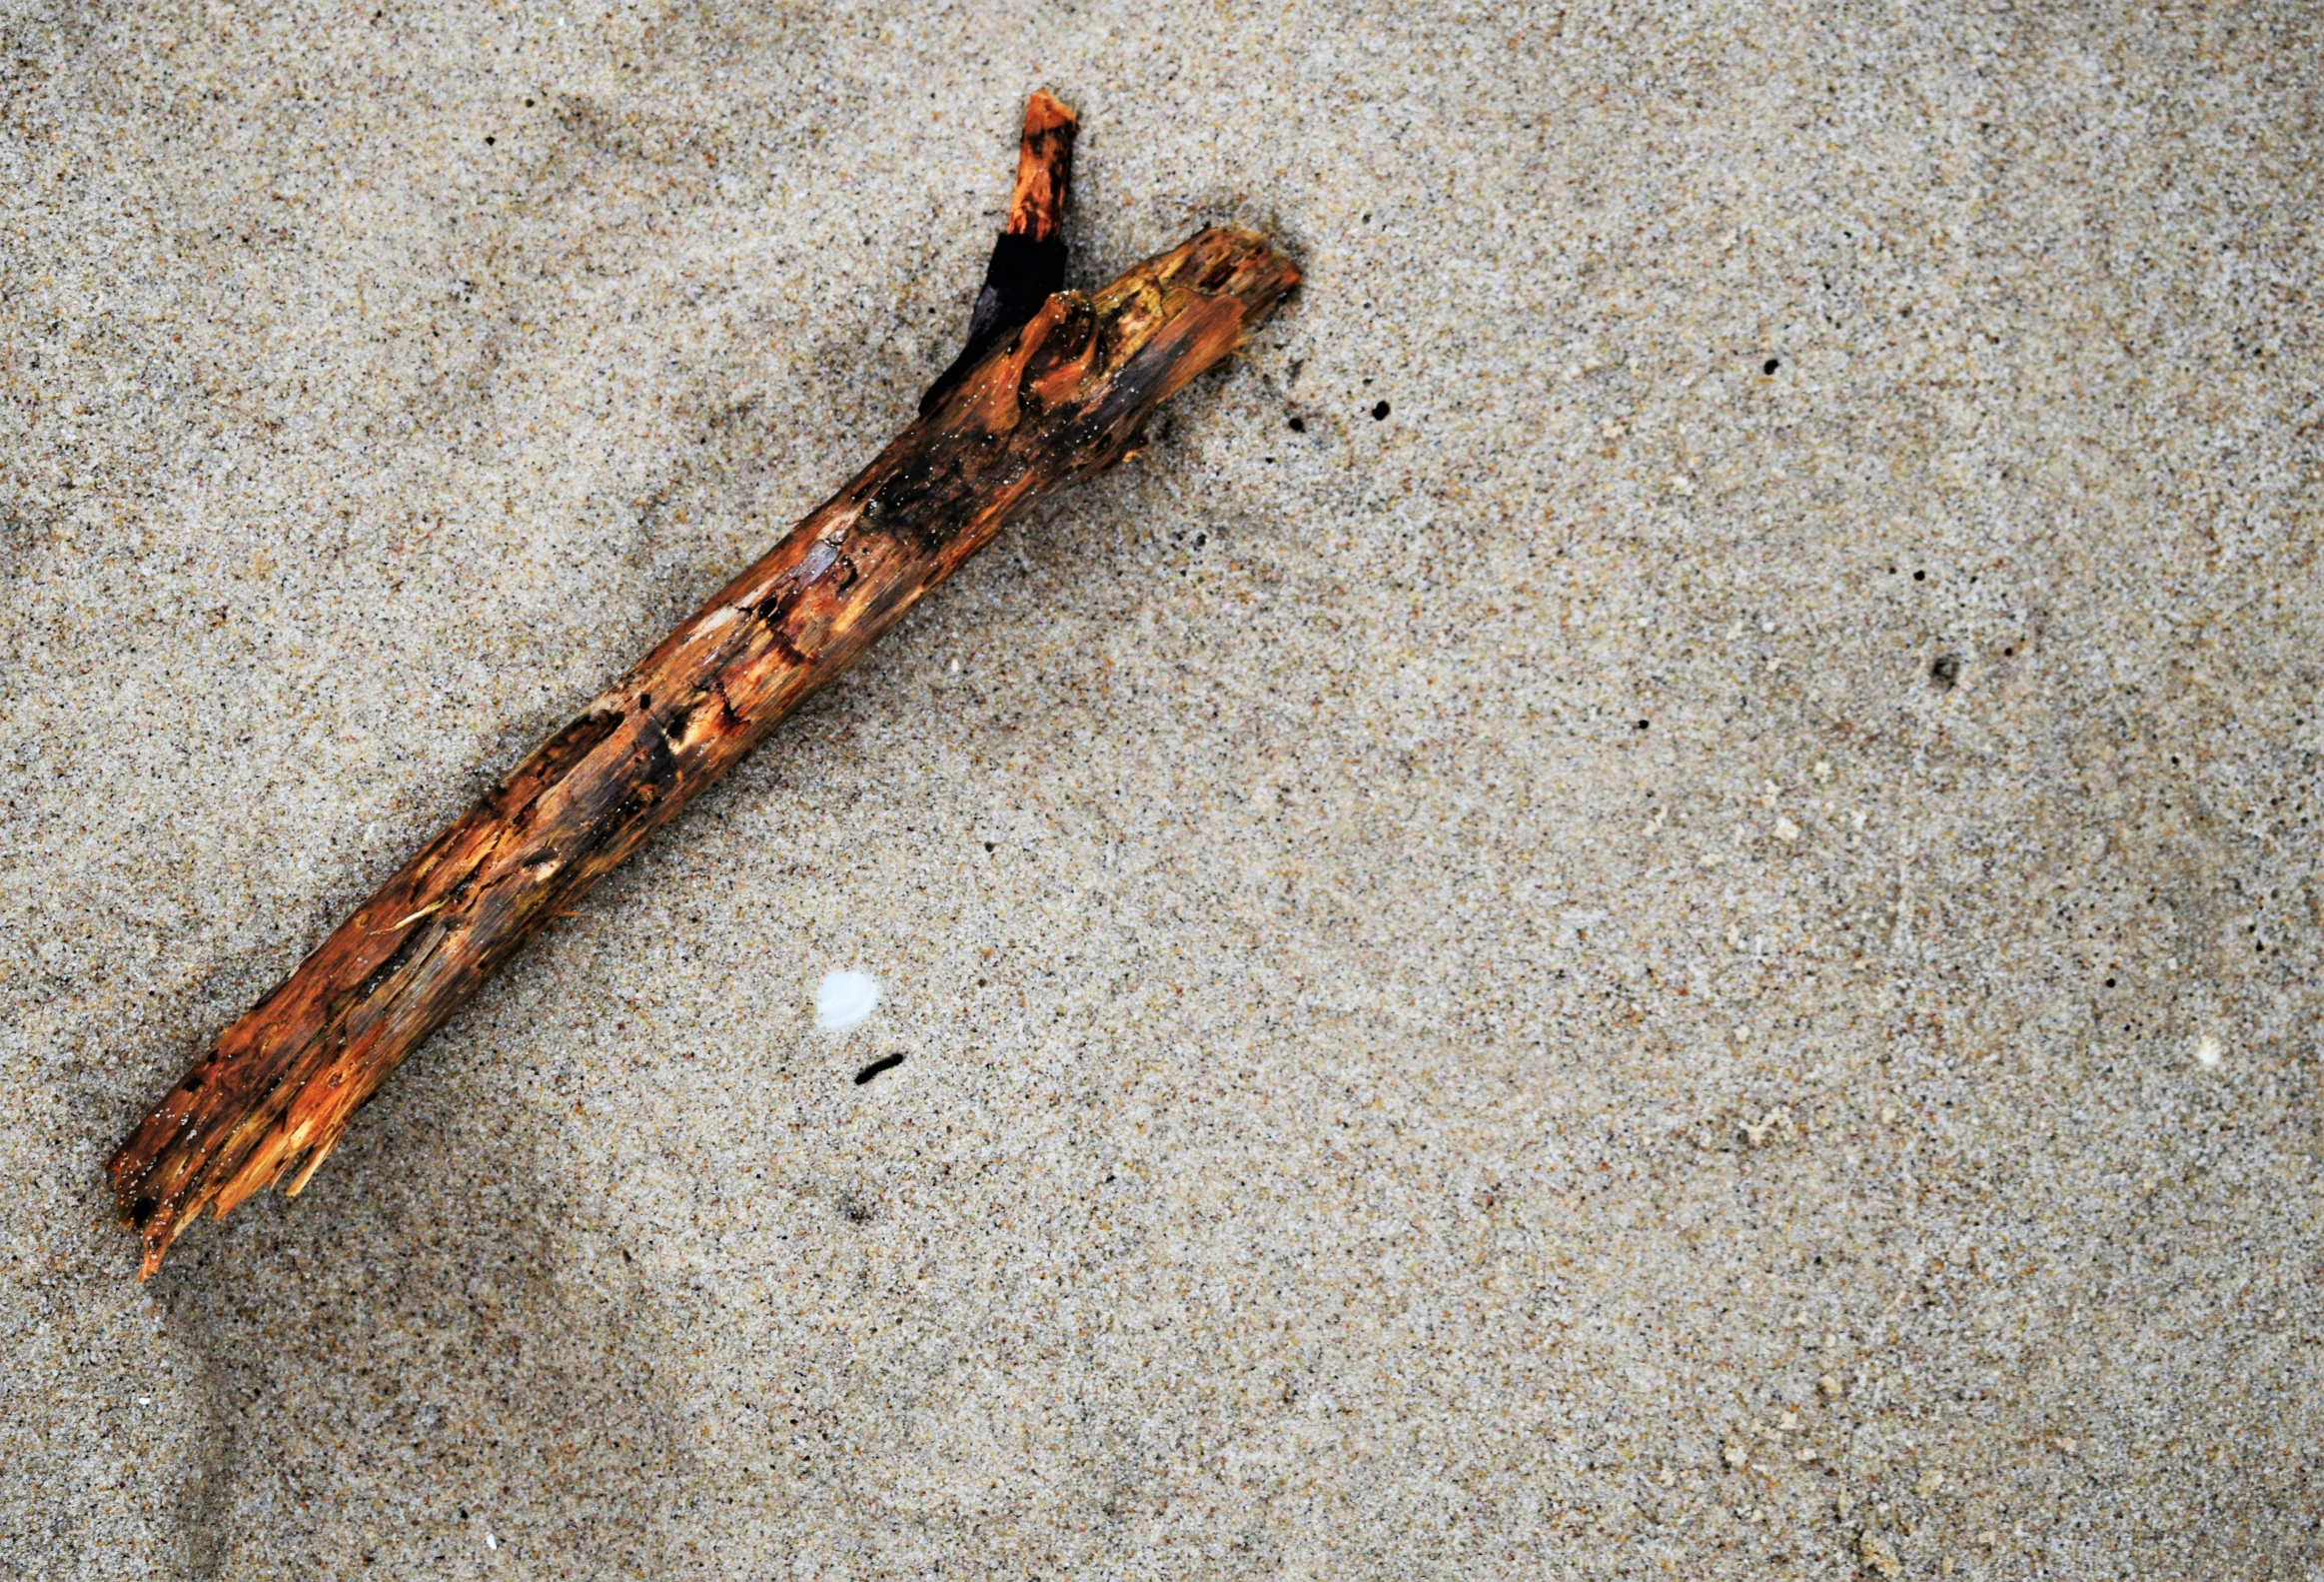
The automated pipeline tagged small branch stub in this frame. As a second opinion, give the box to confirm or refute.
[104,91,1298,1278]
[920,90,1078,415]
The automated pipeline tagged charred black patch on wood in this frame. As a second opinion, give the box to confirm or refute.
[921,234,1068,415]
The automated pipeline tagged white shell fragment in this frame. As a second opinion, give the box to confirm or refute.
[815,970,882,1031]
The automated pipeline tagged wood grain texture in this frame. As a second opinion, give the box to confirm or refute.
[1005,90,1076,243]
[107,225,1299,1277]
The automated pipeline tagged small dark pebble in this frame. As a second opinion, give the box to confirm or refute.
[1371,400,1391,420]
[853,1053,905,1085]
[1288,416,1306,432]
[1762,358,1780,375]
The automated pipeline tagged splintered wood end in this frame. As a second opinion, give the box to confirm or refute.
[1007,91,1077,243]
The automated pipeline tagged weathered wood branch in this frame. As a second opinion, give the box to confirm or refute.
[920,90,1078,415]
[107,124,1297,1276]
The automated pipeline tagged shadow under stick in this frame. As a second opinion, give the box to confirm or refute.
[105,90,1298,1278]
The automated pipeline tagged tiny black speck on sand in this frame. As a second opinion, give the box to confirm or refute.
[853,1052,905,1085]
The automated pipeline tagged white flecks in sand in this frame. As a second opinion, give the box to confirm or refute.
[2193,1033,2223,1068]
[1558,907,1609,946]
[816,971,881,1031]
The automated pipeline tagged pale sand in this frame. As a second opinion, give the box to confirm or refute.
[3,2,2319,1576]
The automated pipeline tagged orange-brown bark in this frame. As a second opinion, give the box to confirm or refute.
[106,225,1299,1277]
[1006,90,1076,242]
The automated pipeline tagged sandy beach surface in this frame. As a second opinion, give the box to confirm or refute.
[4,2,2319,1575]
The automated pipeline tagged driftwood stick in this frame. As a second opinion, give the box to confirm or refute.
[106,96,1298,1276]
